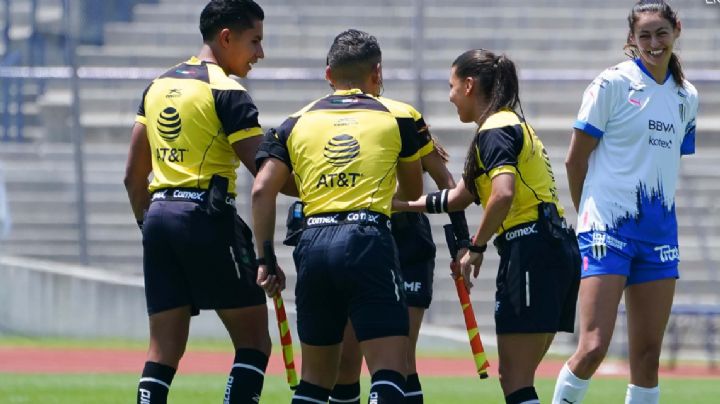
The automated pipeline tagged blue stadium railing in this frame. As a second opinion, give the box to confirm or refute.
[80,0,159,45]
[1,50,23,142]
[0,0,160,142]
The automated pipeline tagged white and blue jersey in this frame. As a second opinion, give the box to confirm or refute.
[574,59,698,246]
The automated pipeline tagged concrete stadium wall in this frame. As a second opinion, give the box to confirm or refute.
[0,255,231,339]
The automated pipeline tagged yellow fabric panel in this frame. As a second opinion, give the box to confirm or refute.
[139,57,261,195]
[471,110,564,233]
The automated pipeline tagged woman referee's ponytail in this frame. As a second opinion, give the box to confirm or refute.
[451,49,522,198]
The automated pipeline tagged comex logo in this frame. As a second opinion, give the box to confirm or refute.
[323,134,360,167]
[157,107,182,142]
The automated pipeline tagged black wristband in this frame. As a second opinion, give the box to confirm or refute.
[426,189,449,214]
[257,257,267,265]
[468,243,487,253]
[447,210,470,242]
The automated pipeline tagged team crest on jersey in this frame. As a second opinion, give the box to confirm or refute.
[166,88,182,99]
[323,134,360,167]
[591,232,607,259]
[157,106,182,142]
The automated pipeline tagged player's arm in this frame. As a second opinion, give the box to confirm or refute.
[233,136,263,177]
[396,158,424,201]
[471,173,514,247]
[565,128,599,212]
[233,137,298,196]
[392,179,474,213]
[124,122,152,224]
[422,147,456,190]
[251,158,290,296]
[458,172,514,290]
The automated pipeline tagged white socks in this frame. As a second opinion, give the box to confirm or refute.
[552,363,590,404]
[625,384,659,404]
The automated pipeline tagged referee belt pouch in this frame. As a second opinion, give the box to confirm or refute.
[537,202,565,241]
[205,174,230,217]
[538,202,582,285]
[283,200,304,247]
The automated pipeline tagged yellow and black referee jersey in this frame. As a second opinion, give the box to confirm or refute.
[135,56,263,195]
[468,109,564,233]
[256,88,433,217]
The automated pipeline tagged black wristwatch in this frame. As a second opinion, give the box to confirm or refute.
[467,243,487,254]
[257,257,267,265]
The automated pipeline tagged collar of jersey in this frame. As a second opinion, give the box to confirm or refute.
[634,58,671,85]
[187,56,216,66]
[333,88,366,96]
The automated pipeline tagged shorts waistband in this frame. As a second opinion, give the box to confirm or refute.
[304,210,391,230]
[151,188,235,206]
[495,221,540,248]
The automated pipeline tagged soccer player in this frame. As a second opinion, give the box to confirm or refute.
[252,29,431,404]
[551,2,698,403]
[124,1,273,403]
[330,141,461,404]
[393,49,581,404]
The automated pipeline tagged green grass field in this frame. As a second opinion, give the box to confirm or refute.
[1,337,717,403]
[1,373,719,403]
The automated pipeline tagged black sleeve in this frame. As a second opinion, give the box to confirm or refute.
[398,117,432,158]
[415,116,429,133]
[212,89,261,135]
[255,117,298,171]
[475,125,523,174]
[136,84,152,117]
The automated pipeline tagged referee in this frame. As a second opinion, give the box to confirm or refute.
[252,29,431,404]
[124,1,272,403]
[332,140,461,404]
[393,49,581,404]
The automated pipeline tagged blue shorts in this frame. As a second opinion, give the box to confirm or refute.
[578,231,679,286]
[391,212,435,308]
[293,214,408,345]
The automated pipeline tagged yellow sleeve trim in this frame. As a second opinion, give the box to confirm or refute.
[489,165,517,178]
[399,150,422,163]
[417,139,434,158]
[228,126,263,143]
[135,115,147,125]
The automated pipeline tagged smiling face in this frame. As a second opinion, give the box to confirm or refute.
[222,19,264,78]
[448,66,487,123]
[448,66,481,124]
[629,12,680,73]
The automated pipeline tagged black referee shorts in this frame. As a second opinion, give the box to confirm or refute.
[293,219,409,346]
[142,199,266,316]
[391,212,436,309]
[493,221,580,334]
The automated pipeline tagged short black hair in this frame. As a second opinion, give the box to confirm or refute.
[326,29,382,83]
[199,0,264,42]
